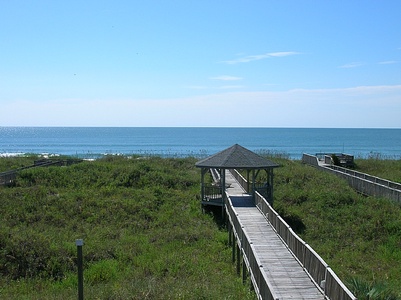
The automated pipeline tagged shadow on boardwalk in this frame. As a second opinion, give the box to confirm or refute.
[230,196,254,207]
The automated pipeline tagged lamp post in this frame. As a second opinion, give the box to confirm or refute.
[76,239,84,300]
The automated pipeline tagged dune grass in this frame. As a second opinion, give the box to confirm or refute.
[0,156,255,299]
[354,158,401,184]
[2,155,401,299]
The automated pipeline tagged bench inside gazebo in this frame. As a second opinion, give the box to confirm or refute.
[195,144,279,208]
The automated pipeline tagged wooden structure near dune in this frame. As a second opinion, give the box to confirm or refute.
[195,144,279,208]
[196,145,356,300]
[303,153,401,204]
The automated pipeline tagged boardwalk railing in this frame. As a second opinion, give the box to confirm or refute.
[302,153,401,205]
[210,168,221,183]
[225,168,356,300]
[224,191,279,300]
[0,159,82,186]
[254,191,356,300]
[0,170,18,186]
[329,165,401,190]
[229,169,248,192]
[301,153,320,166]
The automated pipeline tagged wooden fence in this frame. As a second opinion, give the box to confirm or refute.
[302,153,401,205]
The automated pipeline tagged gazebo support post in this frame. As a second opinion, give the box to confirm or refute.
[221,168,226,218]
[254,169,262,204]
[195,144,279,212]
[246,170,250,193]
[269,168,274,206]
[252,169,256,201]
[200,168,208,203]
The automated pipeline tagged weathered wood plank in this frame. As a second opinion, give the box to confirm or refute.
[225,170,325,300]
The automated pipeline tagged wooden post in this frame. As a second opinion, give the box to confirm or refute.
[223,199,228,228]
[228,223,232,246]
[236,245,241,275]
[232,233,236,263]
[242,256,247,284]
[255,169,261,205]
[269,169,274,206]
[252,169,256,201]
[246,170,250,193]
[200,168,207,203]
[221,168,226,218]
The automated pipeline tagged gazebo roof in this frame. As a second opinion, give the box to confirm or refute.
[195,144,279,169]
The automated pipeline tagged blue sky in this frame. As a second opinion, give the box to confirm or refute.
[1,1,400,127]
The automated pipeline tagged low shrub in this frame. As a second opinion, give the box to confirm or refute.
[0,156,255,299]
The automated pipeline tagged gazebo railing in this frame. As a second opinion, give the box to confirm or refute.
[201,183,223,206]
[203,184,222,199]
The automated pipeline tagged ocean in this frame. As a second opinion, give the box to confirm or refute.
[0,127,400,159]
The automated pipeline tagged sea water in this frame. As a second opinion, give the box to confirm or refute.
[0,127,400,159]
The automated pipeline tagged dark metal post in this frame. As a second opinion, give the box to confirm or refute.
[76,239,84,300]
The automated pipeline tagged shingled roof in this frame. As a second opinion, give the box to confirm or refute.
[195,144,279,169]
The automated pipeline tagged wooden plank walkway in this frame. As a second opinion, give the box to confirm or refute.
[225,170,324,300]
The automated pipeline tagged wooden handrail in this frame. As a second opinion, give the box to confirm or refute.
[254,190,356,300]
[302,153,401,205]
[224,192,279,300]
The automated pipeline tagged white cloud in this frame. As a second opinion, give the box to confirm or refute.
[338,62,364,68]
[378,60,398,65]
[186,85,209,90]
[1,85,400,127]
[210,75,242,81]
[268,52,298,57]
[219,85,244,90]
[222,51,299,64]
[186,83,244,91]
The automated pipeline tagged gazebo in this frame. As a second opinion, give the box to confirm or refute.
[195,144,279,208]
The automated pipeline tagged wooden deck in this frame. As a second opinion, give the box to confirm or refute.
[225,170,324,300]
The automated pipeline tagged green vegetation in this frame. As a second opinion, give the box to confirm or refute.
[355,158,401,184]
[2,155,401,299]
[0,156,254,299]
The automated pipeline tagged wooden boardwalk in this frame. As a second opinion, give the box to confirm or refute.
[225,170,324,299]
